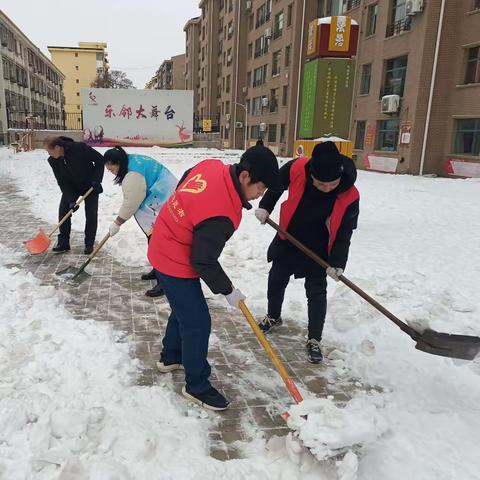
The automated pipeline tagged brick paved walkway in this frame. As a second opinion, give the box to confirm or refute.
[0,179,362,461]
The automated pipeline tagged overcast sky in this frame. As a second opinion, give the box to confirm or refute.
[2,0,201,88]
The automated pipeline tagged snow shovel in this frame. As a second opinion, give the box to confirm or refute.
[24,187,94,254]
[239,300,303,407]
[56,232,110,285]
[265,218,480,361]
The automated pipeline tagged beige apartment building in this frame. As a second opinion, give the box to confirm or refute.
[48,42,108,114]
[0,10,65,142]
[186,0,480,175]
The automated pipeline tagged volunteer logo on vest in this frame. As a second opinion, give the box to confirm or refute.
[179,174,208,194]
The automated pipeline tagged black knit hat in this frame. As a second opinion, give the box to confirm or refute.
[310,141,344,182]
[240,144,281,191]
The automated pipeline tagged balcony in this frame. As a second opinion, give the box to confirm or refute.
[386,17,411,38]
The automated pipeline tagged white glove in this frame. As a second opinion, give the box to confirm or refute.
[225,288,246,309]
[109,221,121,237]
[326,267,344,282]
[255,208,269,224]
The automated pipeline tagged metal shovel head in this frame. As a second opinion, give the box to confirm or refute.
[56,265,91,285]
[415,328,480,361]
[24,228,51,255]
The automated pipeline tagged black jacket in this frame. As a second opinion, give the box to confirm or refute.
[176,164,251,296]
[259,155,359,277]
[48,137,104,202]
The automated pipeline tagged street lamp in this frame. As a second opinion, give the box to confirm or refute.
[234,102,248,151]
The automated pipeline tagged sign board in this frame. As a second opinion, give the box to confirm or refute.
[364,154,398,173]
[444,158,480,177]
[299,57,355,139]
[82,88,193,147]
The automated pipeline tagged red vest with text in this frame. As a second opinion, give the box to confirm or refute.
[147,160,243,278]
[279,157,360,254]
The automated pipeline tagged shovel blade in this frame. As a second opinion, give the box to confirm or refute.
[24,229,51,255]
[56,266,91,285]
[415,328,480,361]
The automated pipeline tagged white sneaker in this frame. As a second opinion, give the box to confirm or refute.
[156,361,184,373]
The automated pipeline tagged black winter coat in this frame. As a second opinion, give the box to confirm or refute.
[259,155,359,277]
[48,137,104,202]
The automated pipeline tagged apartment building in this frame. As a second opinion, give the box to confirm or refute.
[0,10,65,141]
[322,0,480,175]
[186,0,480,175]
[48,42,108,114]
[146,54,186,90]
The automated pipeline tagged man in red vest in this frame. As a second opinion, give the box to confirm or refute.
[255,141,359,363]
[147,144,280,411]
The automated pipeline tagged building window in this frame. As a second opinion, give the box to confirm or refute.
[253,64,268,87]
[247,71,252,86]
[251,124,260,139]
[465,47,480,84]
[280,123,286,143]
[75,65,79,71]
[246,99,250,114]
[269,88,278,112]
[360,63,372,95]
[355,121,366,150]
[382,56,408,96]
[252,96,262,115]
[285,45,291,67]
[226,75,231,93]
[454,119,480,155]
[254,35,269,57]
[272,50,281,76]
[77,105,81,110]
[75,52,78,57]
[386,0,411,37]
[287,3,293,26]
[248,43,253,59]
[282,85,288,106]
[376,119,400,151]
[274,11,284,39]
[474,0,480,10]
[268,124,277,143]
[76,92,80,97]
[76,79,79,84]
[366,3,378,36]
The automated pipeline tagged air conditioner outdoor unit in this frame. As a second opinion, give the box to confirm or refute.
[259,122,266,132]
[242,86,248,93]
[226,122,230,130]
[264,28,271,38]
[406,0,424,15]
[228,26,234,35]
[235,121,243,128]
[261,96,269,107]
[227,54,232,63]
[225,113,231,121]
[246,0,252,11]
[381,94,400,114]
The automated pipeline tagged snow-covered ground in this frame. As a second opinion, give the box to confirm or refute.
[1,145,480,479]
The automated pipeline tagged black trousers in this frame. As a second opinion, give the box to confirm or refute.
[267,260,327,341]
[58,193,99,247]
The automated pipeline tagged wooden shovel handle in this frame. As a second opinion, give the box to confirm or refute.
[239,300,304,404]
[47,187,94,238]
[71,232,110,280]
[265,218,420,339]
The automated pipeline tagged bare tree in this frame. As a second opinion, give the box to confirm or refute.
[91,70,136,89]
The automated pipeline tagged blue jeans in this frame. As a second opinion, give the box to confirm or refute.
[155,271,212,394]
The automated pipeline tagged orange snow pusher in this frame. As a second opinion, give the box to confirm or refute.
[24,187,93,255]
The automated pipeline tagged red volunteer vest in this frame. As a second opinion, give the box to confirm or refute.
[148,160,243,278]
[279,157,359,254]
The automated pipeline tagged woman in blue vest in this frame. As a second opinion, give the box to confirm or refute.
[104,146,177,297]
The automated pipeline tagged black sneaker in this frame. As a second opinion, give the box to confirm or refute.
[84,245,94,255]
[182,385,230,411]
[141,269,156,281]
[306,338,323,364]
[258,314,282,333]
[145,283,165,298]
[52,243,70,253]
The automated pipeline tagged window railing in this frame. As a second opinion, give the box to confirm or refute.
[386,17,411,38]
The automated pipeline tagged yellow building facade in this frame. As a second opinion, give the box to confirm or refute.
[48,42,108,114]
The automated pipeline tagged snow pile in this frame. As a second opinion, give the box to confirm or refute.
[287,395,388,461]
